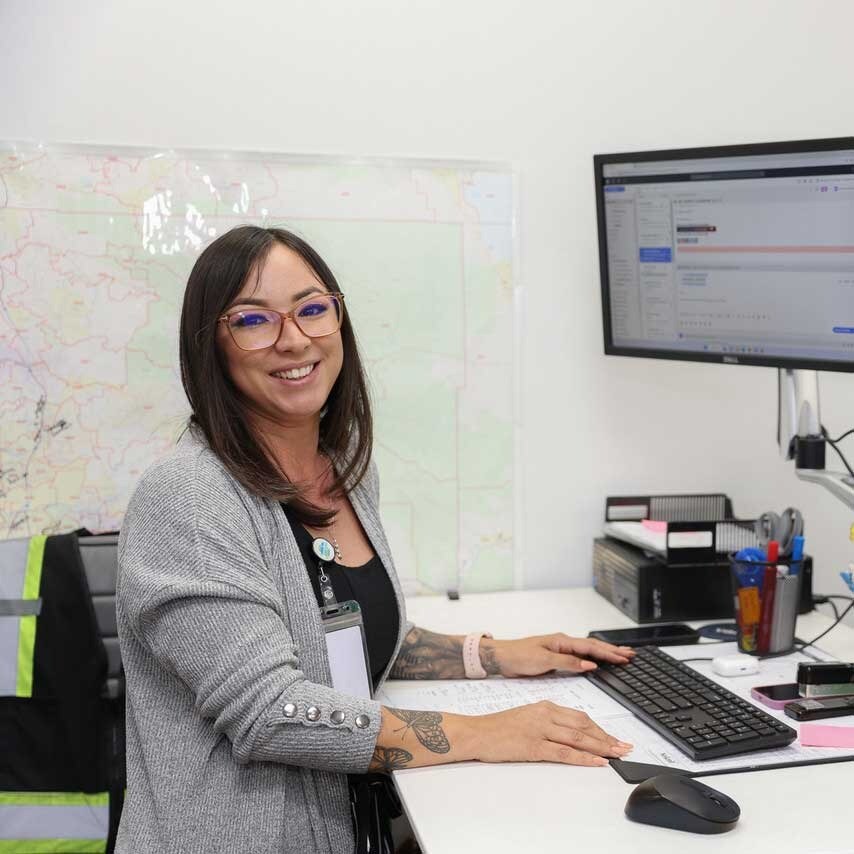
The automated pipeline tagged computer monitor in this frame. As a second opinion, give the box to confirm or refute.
[595,137,854,373]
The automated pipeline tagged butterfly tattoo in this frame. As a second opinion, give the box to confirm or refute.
[370,746,414,772]
[388,708,450,754]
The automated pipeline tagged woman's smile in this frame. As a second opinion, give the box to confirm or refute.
[269,361,319,383]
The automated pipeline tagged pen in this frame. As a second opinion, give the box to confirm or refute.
[790,534,804,576]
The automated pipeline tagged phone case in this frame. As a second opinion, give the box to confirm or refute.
[587,625,699,647]
[750,685,800,710]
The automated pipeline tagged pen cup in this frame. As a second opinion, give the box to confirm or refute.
[730,555,801,655]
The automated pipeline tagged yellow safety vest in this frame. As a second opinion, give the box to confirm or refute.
[0,535,111,853]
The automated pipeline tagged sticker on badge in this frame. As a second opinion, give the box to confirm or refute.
[312,538,336,562]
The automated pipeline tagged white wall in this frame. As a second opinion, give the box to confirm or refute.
[3,0,854,609]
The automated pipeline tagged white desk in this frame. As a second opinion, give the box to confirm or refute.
[384,588,854,854]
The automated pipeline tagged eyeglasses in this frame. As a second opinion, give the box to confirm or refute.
[219,292,345,351]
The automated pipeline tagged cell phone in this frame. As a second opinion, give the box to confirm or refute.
[587,623,699,647]
[750,683,801,710]
[784,695,854,721]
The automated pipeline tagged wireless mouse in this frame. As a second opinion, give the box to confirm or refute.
[625,774,740,834]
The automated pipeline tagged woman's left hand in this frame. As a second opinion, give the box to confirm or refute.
[483,634,635,678]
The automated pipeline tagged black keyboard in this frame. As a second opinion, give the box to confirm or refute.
[586,646,797,761]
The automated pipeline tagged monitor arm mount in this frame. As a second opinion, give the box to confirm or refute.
[778,368,854,511]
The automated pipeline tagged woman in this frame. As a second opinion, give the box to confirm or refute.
[116,225,634,853]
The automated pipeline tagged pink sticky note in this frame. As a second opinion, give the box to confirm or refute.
[641,520,667,533]
[800,723,854,748]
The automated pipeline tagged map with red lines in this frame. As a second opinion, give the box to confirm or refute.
[0,144,514,592]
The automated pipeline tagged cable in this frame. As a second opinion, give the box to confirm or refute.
[796,597,854,652]
[826,427,854,445]
[820,426,854,478]
[827,438,854,478]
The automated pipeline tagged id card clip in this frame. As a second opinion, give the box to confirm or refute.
[312,537,338,605]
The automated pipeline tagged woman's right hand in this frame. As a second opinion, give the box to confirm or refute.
[466,701,633,767]
[370,703,632,773]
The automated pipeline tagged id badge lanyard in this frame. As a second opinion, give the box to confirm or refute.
[312,537,339,606]
[312,537,373,699]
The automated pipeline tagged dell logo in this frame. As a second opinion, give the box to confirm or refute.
[723,356,739,364]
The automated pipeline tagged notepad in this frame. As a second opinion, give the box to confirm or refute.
[800,723,854,748]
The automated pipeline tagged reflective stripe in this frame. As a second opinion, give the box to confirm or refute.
[0,538,32,695]
[21,537,46,600]
[0,617,18,694]
[0,793,108,848]
[0,793,109,806]
[0,599,42,617]
[15,536,46,697]
[0,539,30,598]
[14,616,37,696]
[0,842,105,853]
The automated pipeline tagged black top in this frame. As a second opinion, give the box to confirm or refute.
[281,506,400,689]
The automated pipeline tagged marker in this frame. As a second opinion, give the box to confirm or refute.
[790,534,804,576]
[766,540,779,566]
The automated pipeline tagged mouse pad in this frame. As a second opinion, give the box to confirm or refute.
[610,754,854,784]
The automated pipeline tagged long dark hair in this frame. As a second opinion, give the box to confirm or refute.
[179,225,373,526]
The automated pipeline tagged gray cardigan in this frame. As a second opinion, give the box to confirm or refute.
[115,429,409,853]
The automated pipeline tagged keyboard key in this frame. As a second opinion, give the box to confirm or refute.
[597,672,632,694]
[724,732,756,743]
[693,739,724,751]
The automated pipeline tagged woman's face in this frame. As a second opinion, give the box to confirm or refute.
[217,243,344,429]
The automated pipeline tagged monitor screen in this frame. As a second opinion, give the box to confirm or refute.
[594,137,854,372]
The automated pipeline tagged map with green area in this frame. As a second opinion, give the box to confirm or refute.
[0,144,515,593]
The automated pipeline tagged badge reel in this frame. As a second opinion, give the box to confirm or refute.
[312,537,373,699]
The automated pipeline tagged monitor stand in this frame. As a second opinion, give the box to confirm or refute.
[778,368,854,511]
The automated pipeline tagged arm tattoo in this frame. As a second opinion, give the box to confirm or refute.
[480,642,501,676]
[389,626,465,679]
[388,708,450,753]
[367,707,451,772]
[389,625,502,679]
[369,745,414,772]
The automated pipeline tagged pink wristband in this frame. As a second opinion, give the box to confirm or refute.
[463,632,493,679]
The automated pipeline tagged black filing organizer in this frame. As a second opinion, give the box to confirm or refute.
[593,493,813,623]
